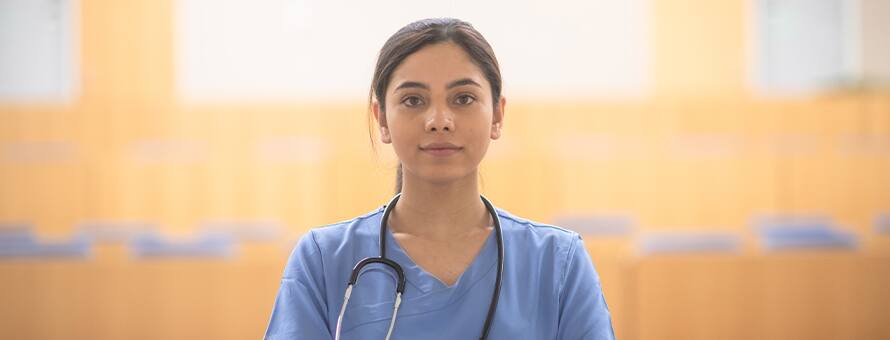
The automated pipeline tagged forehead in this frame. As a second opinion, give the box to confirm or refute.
[389,42,489,92]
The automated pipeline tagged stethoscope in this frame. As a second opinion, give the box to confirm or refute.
[334,193,505,340]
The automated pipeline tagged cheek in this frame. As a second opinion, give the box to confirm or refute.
[464,122,494,154]
[467,113,494,137]
[387,120,419,151]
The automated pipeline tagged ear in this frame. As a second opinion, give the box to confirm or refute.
[372,100,392,144]
[490,96,506,140]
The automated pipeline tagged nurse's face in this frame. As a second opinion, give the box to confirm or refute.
[373,42,505,186]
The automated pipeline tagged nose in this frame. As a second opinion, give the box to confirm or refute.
[425,106,454,133]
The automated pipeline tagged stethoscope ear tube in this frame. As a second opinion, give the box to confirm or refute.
[335,194,407,340]
[337,256,407,340]
[349,257,407,294]
[334,284,353,340]
[379,193,402,259]
[478,194,504,340]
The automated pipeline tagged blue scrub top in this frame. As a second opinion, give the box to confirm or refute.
[265,205,615,340]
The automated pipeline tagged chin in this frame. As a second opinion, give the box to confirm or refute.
[413,167,477,186]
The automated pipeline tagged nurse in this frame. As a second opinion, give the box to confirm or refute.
[264,18,615,340]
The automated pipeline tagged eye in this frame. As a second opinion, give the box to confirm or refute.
[401,95,424,107]
[454,94,476,105]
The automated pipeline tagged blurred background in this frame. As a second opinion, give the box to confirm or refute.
[1,0,889,339]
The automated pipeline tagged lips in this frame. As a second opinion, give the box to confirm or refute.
[419,142,462,156]
[421,142,461,150]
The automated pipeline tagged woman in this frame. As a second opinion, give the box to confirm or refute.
[265,18,614,340]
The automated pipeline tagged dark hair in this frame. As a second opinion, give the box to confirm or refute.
[367,18,503,194]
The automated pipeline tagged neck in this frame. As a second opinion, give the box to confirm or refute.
[389,170,491,241]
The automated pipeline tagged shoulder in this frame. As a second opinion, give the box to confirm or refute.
[496,208,591,297]
[308,208,383,245]
[300,207,387,260]
[496,208,583,256]
[288,207,383,264]
[497,208,581,241]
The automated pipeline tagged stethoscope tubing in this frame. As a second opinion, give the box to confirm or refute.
[335,193,504,340]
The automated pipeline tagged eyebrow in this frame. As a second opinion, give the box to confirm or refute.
[393,78,482,92]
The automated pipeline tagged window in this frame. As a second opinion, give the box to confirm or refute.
[749,0,888,95]
[175,0,651,101]
[0,0,79,102]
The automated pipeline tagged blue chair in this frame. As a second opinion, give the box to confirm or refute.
[0,223,92,258]
[752,215,858,251]
[128,230,236,259]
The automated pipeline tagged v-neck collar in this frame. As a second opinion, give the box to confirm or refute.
[376,207,499,297]
[339,207,502,325]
